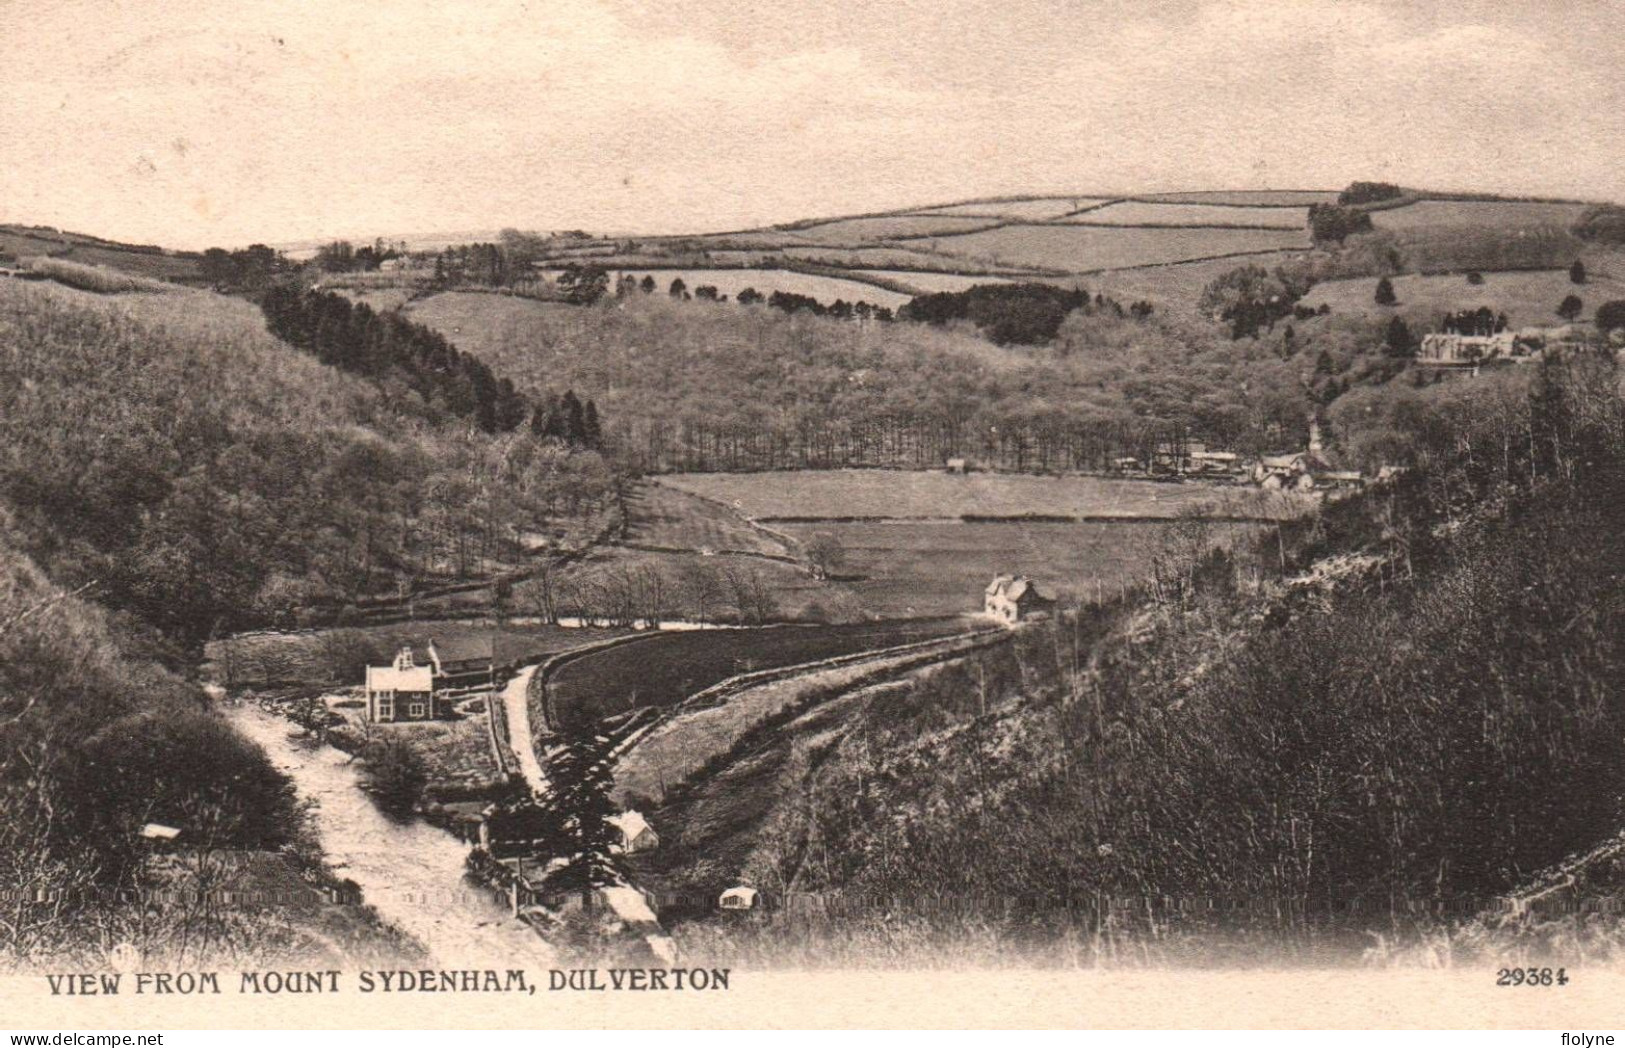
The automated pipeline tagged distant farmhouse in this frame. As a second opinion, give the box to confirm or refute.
[1417,324,1588,371]
[365,636,495,723]
[984,575,1054,624]
[608,810,660,854]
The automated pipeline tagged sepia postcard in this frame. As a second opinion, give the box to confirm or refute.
[3,0,1625,1032]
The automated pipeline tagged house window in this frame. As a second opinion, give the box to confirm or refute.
[377,692,394,720]
[409,702,427,719]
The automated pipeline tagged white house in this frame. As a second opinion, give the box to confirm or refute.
[608,810,660,854]
[984,575,1054,624]
[719,885,759,911]
[365,646,436,723]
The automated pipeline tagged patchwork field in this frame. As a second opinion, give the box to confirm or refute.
[1300,266,1625,327]
[778,519,1260,618]
[778,244,1041,274]
[919,223,1311,273]
[543,618,970,734]
[913,197,1109,220]
[659,469,1296,521]
[1070,201,1308,229]
[1370,199,1590,230]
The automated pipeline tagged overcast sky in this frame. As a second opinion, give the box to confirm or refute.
[2,0,1619,249]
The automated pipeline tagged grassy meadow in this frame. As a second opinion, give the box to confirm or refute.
[778,518,1262,618]
[787,215,999,243]
[1370,199,1592,230]
[1071,201,1309,229]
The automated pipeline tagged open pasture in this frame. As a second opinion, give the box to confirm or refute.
[1370,199,1590,230]
[919,223,1310,273]
[911,197,1110,221]
[659,469,1293,521]
[779,519,1262,618]
[1086,250,1308,310]
[788,215,999,244]
[544,618,969,734]
[1300,266,1625,327]
[405,291,567,358]
[1070,201,1308,229]
[627,482,794,557]
[604,268,914,308]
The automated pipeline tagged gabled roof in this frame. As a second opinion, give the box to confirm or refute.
[609,810,654,840]
[987,575,1045,603]
[367,663,433,692]
[432,635,494,664]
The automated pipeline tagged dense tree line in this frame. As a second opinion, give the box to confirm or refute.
[260,287,602,443]
[899,283,1096,345]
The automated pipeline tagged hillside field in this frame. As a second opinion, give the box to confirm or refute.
[913,197,1108,220]
[1369,199,1591,230]
[592,268,913,308]
[1301,265,1625,327]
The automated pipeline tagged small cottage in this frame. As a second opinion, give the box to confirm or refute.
[984,575,1054,624]
[608,810,660,854]
[363,636,496,723]
[719,885,759,911]
[365,646,437,722]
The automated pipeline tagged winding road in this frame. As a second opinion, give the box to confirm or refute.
[498,664,550,796]
[227,703,555,967]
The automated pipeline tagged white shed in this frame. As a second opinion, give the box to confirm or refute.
[719,885,759,910]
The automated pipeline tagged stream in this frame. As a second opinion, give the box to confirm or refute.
[225,702,556,967]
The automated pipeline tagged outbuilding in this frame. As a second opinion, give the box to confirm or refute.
[719,886,759,911]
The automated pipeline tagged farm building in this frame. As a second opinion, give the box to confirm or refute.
[363,636,495,722]
[945,457,970,474]
[609,810,660,854]
[1253,453,1315,491]
[719,886,759,911]
[1417,331,1522,367]
[984,575,1054,624]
